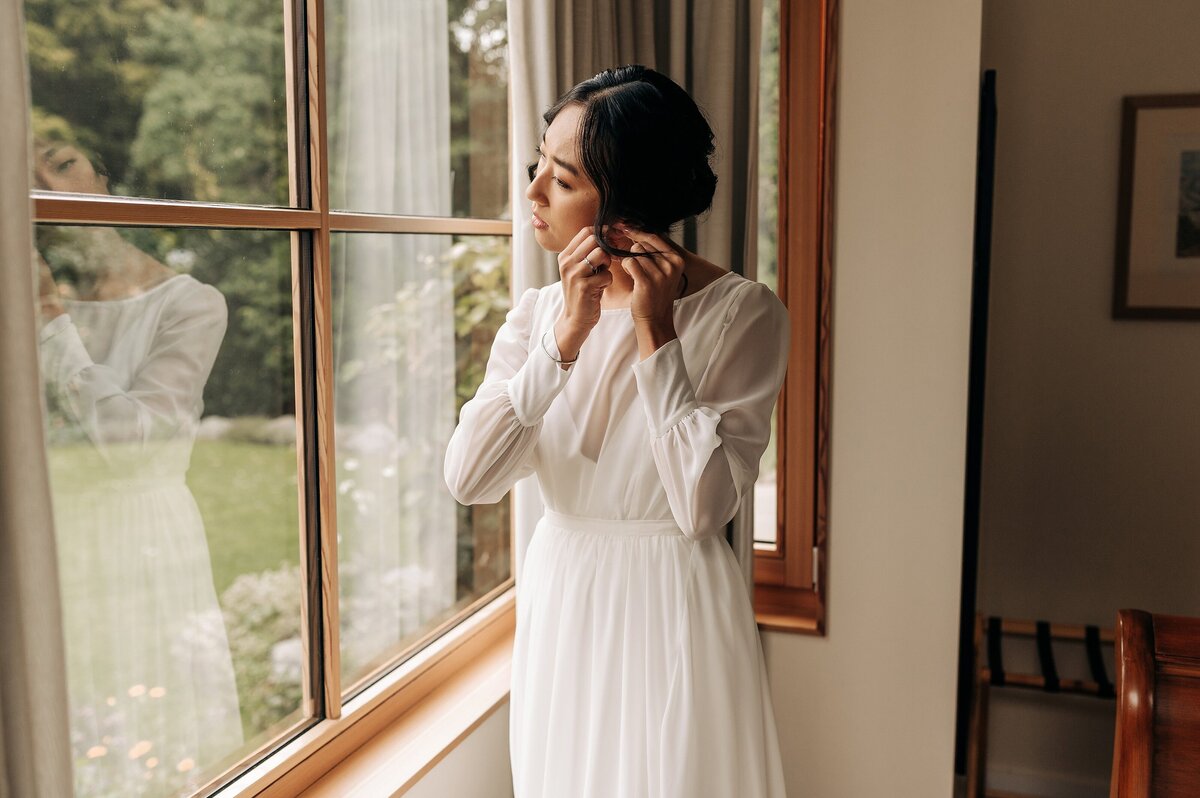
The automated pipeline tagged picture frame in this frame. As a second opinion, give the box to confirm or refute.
[1113,93,1200,320]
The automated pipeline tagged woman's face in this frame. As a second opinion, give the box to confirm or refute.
[525,103,602,253]
[33,143,110,195]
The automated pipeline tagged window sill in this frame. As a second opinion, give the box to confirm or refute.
[754,582,825,635]
[226,587,515,798]
[300,620,512,796]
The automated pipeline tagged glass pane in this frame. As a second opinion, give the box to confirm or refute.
[36,225,307,797]
[326,0,509,218]
[332,232,512,692]
[25,0,290,206]
[755,0,781,547]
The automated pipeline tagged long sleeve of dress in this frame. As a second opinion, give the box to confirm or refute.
[630,280,791,540]
[38,281,228,467]
[443,286,576,505]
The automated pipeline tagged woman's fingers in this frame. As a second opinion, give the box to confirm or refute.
[619,228,679,280]
[621,252,651,283]
[583,244,610,271]
[558,226,598,274]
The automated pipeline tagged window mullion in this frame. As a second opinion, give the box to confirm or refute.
[299,0,342,720]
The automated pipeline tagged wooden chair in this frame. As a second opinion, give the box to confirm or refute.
[967,615,1116,798]
[1110,609,1200,797]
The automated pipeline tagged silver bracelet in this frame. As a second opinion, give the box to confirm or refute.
[540,330,578,366]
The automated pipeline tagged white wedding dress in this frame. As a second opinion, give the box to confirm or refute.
[443,270,790,798]
[39,274,243,798]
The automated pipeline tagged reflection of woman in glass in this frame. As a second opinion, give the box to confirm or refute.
[34,137,243,797]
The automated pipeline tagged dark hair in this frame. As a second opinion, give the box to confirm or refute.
[525,64,718,261]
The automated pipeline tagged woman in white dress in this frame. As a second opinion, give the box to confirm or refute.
[443,65,789,797]
[34,139,243,798]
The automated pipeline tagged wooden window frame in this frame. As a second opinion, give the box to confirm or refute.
[752,0,838,636]
[29,0,517,793]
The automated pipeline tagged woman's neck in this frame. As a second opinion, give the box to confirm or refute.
[69,229,171,301]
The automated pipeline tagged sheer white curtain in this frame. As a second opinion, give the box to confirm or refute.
[0,1,74,795]
[508,0,764,597]
[329,0,457,675]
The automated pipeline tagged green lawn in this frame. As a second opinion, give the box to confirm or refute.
[46,438,299,596]
[187,440,300,595]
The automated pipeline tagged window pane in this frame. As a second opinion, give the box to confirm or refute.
[331,232,512,692]
[37,225,307,797]
[755,0,781,547]
[325,0,509,218]
[25,0,290,206]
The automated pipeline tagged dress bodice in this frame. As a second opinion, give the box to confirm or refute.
[39,274,228,484]
[444,270,791,540]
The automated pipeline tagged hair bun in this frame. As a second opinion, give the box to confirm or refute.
[539,65,721,244]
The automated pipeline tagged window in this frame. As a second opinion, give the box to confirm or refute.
[26,0,514,795]
[750,0,837,634]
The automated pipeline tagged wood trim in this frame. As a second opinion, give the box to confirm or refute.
[991,618,1116,644]
[214,592,515,797]
[330,212,512,236]
[33,194,322,229]
[32,195,515,237]
[292,228,323,721]
[755,581,822,634]
[283,0,323,726]
[1111,609,1155,797]
[977,670,1115,697]
[753,0,838,635]
[304,0,342,720]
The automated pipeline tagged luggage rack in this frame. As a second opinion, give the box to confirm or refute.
[966,614,1116,798]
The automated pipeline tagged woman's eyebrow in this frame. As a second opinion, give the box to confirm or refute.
[540,134,581,178]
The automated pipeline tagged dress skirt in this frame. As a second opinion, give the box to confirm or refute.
[509,508,788,798]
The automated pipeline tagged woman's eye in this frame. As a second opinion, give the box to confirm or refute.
[532,147,568,188]
[56,158,76,173]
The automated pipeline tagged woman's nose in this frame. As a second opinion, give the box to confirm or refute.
[525,167,547,203]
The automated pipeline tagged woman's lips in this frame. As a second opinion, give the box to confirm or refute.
[531,211,549,229]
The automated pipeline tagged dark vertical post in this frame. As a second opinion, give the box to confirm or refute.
[954,68,998,776]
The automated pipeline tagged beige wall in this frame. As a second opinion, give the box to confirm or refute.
[405,0,986,794]
[761,0,981,795]
[977,1,1200,795]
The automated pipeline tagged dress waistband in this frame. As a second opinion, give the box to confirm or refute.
[542,508,685,537]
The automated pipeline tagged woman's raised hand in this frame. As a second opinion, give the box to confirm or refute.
[551,226,616,366]
[557,225,615,331]
[616,227,686,326]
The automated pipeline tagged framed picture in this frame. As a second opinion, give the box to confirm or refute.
[1113,93,1200,319]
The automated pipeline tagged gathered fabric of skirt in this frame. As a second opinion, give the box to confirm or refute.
[54,480,244,797]
[510,509,787,798]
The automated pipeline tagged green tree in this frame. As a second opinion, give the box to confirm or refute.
[128,0,288,204]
